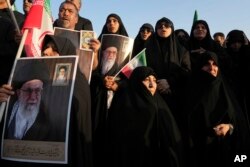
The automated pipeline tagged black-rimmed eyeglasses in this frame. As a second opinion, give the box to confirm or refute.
[20,88,43,95]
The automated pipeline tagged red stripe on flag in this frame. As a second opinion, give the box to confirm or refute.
[23,3,43,29]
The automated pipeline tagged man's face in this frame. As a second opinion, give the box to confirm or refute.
[103,46,117,62]
[58,3,78,30]
[17,79,43,111]
[59,68,66,76]
[214,35,225,46]
[101,46,118,74]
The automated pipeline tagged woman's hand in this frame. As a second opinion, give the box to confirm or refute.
[213,123,233,137]
[104,76,118,91]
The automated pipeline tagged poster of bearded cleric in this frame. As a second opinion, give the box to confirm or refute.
[1,56,78,164]
[99,34,134,76]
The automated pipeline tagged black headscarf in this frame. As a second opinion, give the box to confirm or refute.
[98,13,128,40]
[132,23,154,57]
[145,17,191,79]
[174,29,190,49]
[188,20,231,78]
[182,51,250,167]
[106,66,183,167]
[42,35,77,55]
[189,20,214,50]
[226,29,247,47]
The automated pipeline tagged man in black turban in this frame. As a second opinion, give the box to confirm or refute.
[5,60,51,141]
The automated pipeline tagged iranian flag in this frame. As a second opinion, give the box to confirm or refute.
[22,0,54,57]
[118,48,147,78]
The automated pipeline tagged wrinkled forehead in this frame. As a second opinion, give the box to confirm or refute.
[60,2,78,12]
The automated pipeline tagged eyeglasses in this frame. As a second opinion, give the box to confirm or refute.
[20,88,43,95]
[140,28,151,33]
[105,51,117,55]
[156,22,172,29]
[25,0,33,3]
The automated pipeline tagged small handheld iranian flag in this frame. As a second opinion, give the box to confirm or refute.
[22,0,54,57]
[115,48,147,78]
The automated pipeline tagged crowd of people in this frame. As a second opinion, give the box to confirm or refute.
[0,0,250,167]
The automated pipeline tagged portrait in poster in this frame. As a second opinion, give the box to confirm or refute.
[52,63,72,86]
[1,56,78,164]
[80,30,95,50]
[99,34,134,76]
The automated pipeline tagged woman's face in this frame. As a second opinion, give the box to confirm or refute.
[156,22,172,38]
[193,23,207,40]
[140,28,152,40]
[142,75,157,95]
[106,17,120,33]
[201,59,219,77]
[42,42,59,57]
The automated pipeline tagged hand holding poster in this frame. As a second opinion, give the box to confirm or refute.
[99,34,134,76]
[2,56,78,164]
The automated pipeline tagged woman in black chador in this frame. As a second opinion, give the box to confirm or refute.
[144,17,191,128]
[106,66,184,167]
[182,51,250,167]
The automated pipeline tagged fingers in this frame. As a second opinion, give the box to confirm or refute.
[0,84,14,102]
[157,79,170,94]
[89,38,101,53]
[213,124,230,136]
[104,76,118,91]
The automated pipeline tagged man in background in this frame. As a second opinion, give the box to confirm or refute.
[213,32,225,47]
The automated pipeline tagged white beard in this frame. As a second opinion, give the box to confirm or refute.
[13,100,40,139]
[102,59,115,75]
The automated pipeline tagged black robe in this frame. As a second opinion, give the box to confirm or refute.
[182,53,250,167]
[91,13,129,167]
[0,18,18,85]
[188,20,230,78]
[106,66,184,167]
[145,17,191,127]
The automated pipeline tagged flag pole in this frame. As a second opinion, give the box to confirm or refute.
[6,0,21,35]
[0,29,29,123]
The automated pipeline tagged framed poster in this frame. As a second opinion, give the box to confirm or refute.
[1,56,78,164]
[80,30,95,50]
[99,34,134,76]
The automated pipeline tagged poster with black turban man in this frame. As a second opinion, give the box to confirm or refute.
[99,34,134,76]
[1,56,78,164]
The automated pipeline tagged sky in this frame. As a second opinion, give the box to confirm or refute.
[15,0,250,39]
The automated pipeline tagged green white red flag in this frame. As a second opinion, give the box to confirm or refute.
[119,48,147,78]
[22,0,53,57]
